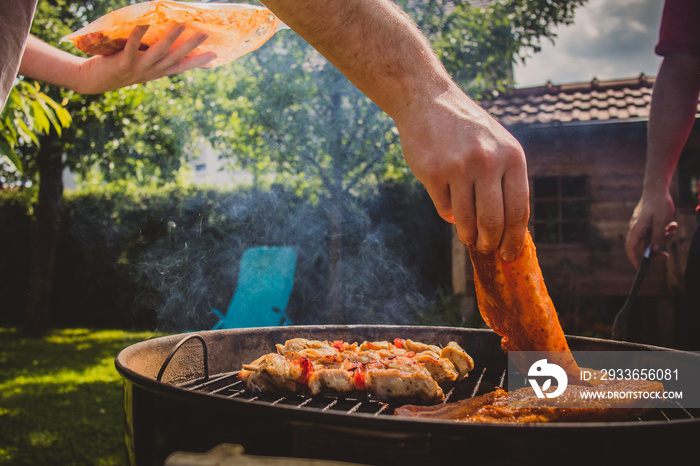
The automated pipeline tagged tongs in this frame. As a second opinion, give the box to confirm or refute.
[612,245,652,341]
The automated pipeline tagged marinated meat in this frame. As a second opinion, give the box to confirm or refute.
[62,1,280,68]
[468,231,583,381]
[394,379,664,423]
[238,338,474,402]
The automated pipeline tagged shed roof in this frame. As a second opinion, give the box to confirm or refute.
[482,74,660,129]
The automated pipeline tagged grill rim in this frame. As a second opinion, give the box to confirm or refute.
[115,324,700,430]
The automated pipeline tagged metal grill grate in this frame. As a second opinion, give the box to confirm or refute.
[178,367,700,423]
[159,334,700,424]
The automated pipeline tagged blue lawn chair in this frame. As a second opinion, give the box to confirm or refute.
[211,246,297,329]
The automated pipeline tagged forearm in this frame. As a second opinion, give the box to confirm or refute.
[626,52,700,264]
[260,0,458,119]
[263,0,530,258]
[643,52,700,197]
[18,35,87,92]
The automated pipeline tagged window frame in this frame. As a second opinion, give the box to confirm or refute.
[531,175,590,244]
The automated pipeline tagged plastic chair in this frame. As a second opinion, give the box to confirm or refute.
[211,246,297,329]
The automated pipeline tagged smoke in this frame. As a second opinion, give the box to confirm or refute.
[133,185,437,332]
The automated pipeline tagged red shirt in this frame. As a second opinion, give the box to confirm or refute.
[655,0,700,57]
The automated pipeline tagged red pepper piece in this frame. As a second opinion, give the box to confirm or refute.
[332,340,345,352]
[353,368,366,390]
[393,338,404,349]
[299,356,313,384]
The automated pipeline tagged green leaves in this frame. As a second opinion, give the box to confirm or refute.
[400,0,587,98]
[1,0,587,189]
[0,81,72,173]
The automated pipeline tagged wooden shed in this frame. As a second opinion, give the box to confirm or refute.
[452,74,700,346]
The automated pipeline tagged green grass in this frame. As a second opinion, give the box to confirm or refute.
[0,328,163,466]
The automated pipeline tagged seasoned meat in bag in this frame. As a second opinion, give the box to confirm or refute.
[61,1,281,67]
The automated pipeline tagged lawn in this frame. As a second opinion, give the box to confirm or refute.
[0,328,163,466]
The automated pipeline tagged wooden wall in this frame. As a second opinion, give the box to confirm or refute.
[450,120,700,345]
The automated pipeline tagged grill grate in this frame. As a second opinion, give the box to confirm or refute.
[177,365,506,415]
[160,334,699,424]
[178,367,700,423]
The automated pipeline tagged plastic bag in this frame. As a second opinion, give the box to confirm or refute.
[61,1,281,68]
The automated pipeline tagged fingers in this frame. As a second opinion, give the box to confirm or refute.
[424,151,528,259]
[137,23,187,62]
[624,209,677,268]
[448,183,477,247]
[123,23,212,74]
[165,51,217,75]
[426,184,456,225]
[472,173,504,255]
[624,227,645,268]
[469,142,528,259]
[666,221,679,240]
[123,25,151,55]
[499,162,530,261]
[430,166,527,260]
[152,30,210,70]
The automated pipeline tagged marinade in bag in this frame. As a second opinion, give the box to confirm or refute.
[61,1,281,68]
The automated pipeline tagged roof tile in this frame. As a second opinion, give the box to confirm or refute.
[480,74,700,128]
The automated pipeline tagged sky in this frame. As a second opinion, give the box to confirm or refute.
[513,0,665,88]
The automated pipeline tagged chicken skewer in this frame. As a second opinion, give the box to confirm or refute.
[238,338,474,403]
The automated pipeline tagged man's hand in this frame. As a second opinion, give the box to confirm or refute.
[625,191,677,268]
[395,86,530,260]
[19,25,216,94]
[624,52,700,268]
[259,0,530,259]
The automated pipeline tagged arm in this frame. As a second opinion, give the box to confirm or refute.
[19,25,215,94]
[260,0,529,260]
[625,52,700,267]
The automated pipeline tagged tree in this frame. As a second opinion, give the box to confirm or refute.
[12,0,231,336]
[208,0,587,322]
[0,81,71,178]
[5,0,587,333]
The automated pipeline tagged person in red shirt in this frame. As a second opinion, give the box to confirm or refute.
[625,0,700,349]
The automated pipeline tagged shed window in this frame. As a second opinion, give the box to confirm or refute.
[532,175,590,244]
[677,149,700,208]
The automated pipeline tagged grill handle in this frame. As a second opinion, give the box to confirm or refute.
[157,334,210,383]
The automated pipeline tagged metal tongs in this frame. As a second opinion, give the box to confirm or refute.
[612,245,652,341]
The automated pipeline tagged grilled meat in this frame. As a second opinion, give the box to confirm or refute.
[238,338,474,402]
[394,379,664,423]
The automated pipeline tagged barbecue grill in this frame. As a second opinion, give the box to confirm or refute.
[115,325,700,466]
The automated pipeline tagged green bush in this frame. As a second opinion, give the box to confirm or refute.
[0,188,35,324]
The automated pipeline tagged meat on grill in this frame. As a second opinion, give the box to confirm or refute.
[238,338,474,403]
[467,231,584,381]
[394,379,665,423]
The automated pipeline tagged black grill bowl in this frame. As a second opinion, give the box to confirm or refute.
[115,325,700,466]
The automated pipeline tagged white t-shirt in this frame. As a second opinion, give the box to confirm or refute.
[0,0,39,110]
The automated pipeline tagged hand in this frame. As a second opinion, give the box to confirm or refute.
[74,23,216,94]
[395,86,530,261]
[625,190,677,267]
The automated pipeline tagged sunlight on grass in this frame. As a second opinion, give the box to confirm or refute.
[0,328,164,466]
[28,431,59,448]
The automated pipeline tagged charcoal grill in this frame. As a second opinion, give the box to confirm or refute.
[115,325,700,466]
